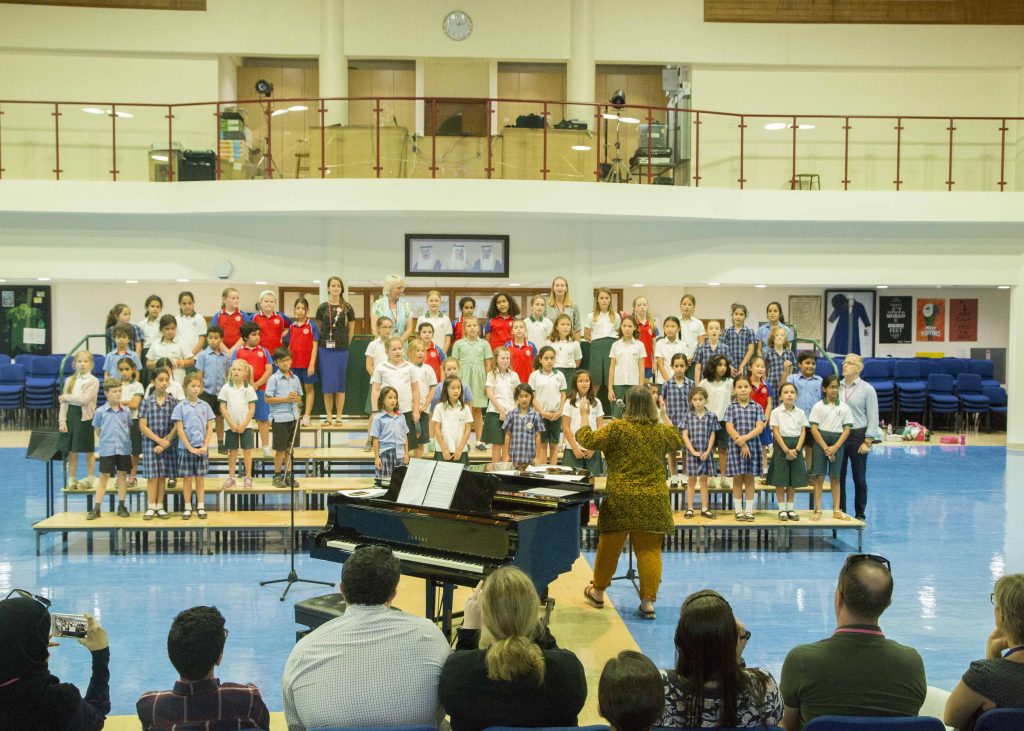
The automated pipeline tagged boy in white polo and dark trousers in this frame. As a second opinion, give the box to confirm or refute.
[266,347,305,488]
[89,378,134,520]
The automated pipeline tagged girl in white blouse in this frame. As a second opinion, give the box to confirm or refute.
[808,374,854,520]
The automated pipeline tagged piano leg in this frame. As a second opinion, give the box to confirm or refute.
[425,580,456,639]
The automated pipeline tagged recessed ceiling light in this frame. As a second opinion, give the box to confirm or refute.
[114,110,133,119]
[312,279,321,284]
[797,124,815,130]
[998,285,1010,289]
[763,122,787,131]
[255,281,267,285]
[754,284,767,288]
[936,285,943,289]
[270,109,289,117]
[707,282,720,287]
[81,107,106,115]
[876,285,888,289]
[570,145,591,151]
[37,277,51,282]
[509,283,521,287]
[287,105,308,113]
[619,116,641,125]
[126,279,138,284]
[176,278,190,283]
[0,278,6,283]
[632,283,644,288]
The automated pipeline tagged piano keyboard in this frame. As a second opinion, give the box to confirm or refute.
[325,539,486,575]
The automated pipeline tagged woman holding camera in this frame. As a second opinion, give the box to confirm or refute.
[660,589,782,728]
[439,566,587,731]
[0,590,110,730]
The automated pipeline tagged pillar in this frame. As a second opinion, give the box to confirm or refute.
[1006,272,1024,448]
[566,0,596,128]
[320,0,348,127]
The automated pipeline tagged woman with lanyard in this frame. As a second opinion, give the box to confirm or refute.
[315,276,356,425]
[372,274,414,343]
[545,276,582,341]
[837,353,878,521]
[945,573,1024,730]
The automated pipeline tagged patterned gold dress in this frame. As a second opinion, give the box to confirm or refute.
[577,420,682,534]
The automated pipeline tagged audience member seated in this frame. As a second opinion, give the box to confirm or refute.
[438,566,587,731]
[780,554,926,730]
[600,650,665,731]
[659,589,782,728]
[282,545,452,730]
[0,590,110,731]
[945,573,1024,731]
[136,606,270,730]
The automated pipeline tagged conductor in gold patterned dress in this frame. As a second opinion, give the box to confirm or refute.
[577,385,683,621]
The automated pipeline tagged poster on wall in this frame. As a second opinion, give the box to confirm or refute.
[824,290,875,356]
[949,298,978,342]
[788,295,822,345]
[916,298,946,342]
[0,286,52,356]
[879,296,913,344]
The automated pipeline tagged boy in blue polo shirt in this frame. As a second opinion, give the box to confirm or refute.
[787,351,823,475]
[195,325,230,453]
[266,347,305,488]
[88,378,134,520]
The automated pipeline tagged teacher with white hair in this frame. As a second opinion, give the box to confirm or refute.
[372,274,414,342]
[837,353,879,522]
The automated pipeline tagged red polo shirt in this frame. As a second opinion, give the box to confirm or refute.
[506,339,537,385]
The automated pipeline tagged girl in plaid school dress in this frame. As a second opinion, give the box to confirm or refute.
[138,367,178,520]
[725,376,765,522]
[763,326,795,395]
[660,353,693,487]
[722,304,758,378]
[681,386,719,520]
[171,372,216,520]
[503,383,545,469]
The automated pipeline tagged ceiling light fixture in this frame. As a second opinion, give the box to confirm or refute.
[570,144,592,151]
[754,284,767,288]
[707,282,720,286]
[176,278,190,283]
[126,279,138,284]
[998,285,1010,289]
[763,122,787,131]
[876,285,889,289]
[37,277,51,282]
[797,123,815,130]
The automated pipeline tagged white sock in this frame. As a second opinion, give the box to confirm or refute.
[786,501,794,512]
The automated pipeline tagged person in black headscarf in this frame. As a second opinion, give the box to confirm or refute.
[0,591,111,731]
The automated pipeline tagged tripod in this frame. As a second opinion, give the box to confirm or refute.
[261,402,332,601]
[602,117,631,183]
[251,96,283,180]
[610,534,641,597]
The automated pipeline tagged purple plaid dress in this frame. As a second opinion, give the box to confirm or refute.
[138,393,178,478]
[682,410,720,476]
[692,341,728,377]
[661,378,694,429]
[764,347,795,394]
[725,401,765,477]
[502,408,545,464]
[722,325,757,371]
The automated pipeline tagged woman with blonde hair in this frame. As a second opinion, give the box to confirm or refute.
[545,276,582,340]
[945,573,1024,730]
[439,566,587,731]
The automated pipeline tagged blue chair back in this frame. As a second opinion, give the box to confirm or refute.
[0,353,11,365]
[976,707,1024,731]
[893,360,920,380]
[956,373,984,395]
[13,354,37,369]
[917,359,940,379]
[0,364,27,384]
[926,373,955,394]
[29,355,60,378]
[940,358,966,377]
[983,386,1007,406]
[803,716,945,731]
[968,359,995,380]
[862,359,893,380]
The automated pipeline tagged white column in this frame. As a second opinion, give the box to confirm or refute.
[1007,271,1024,448]
[320,0,348,126]
[488,60,499,136]
[218,55,238,103]
[567,0,596,128]
[414,59,425,137]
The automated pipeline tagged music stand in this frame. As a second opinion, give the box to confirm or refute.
[260,401,332,601]
[26,430,62,517]
[610,534,641,597]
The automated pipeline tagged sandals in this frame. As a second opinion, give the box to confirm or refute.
[684,509,694,519]
[700,509,716,520]
[156,508,169,520]
[181,508,192,520]
[735,512,745,521]
[143,508,156,521]
[637,606,656,620]
[834,511,851,521]
[811,510,823,521]
[196,507,208,520]
[583,585,605,609]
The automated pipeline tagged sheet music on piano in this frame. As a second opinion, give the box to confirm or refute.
[395,458,465,510]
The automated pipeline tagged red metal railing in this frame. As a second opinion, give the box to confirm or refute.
[0,95,1018,191]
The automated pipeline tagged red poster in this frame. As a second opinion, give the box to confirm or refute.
[916,298,945,342]
[949,298,978,342]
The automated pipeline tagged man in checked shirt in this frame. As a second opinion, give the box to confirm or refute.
[136,606,270,730]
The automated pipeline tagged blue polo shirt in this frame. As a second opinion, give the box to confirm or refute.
[93,403,132,457]
[171,398,216,449]
[370,411,410,456]
[195,347,230,396]
[265,370,303,423]
[103,349,142,380]
[787,373,823,417]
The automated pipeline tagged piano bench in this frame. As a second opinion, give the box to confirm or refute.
[295,592,347,640]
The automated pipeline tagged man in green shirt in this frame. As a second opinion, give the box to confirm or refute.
[780,554,926,730]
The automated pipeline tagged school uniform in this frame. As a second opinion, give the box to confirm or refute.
[120,380,145,456]
[195,347,230,415]
[483,370,520,445]
[661,378,694,429]
[147,338,193,384]
[284,319,320,384]
[103,349,142,380]
[210,309,250,349]
[692,340,728,379]
[749,380,775,447]
[234,345,274,421]
[93,403,133,475]
[700,378,734,449]
[431,402,473,462]
[106,323,145,354]
[764,348,795,394]
[505,340,537,386]
[370,411,409,477]
[561,398,604,475]
[411,363,438,447]
[431,381,474,409]
[174,313,208,355]
[450,337,492,409]
[634,318,657,377]
[218,382,257,450]
[487,315,515,352]
[528,369,567,443]
[725,401,765,477]
[139,392,178,478]
[502,408,545,466]
[418,314,452,352]
[788,373,824,418]
[583,311,619,388]
[525,316,553,350]
[609,338,646,388]
[768,406,810,488]
[371,361,419,443]
[137,317,162,350]
[756,322,795,352]
[422,341,446,382]
[546,339,582,387]
[58,373,99,455]
[682,410,720,476]
[171,398,216,476]
[252,311,291,353]
[653,337,686,384]
[678,317,706,360]
[363,337,389,413]
[722,325,758,372]
[809,399,854,482]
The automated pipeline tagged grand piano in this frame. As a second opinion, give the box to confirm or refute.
[311,463,592,633]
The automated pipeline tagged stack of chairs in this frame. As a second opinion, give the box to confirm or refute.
[969,359,1000,388]
[0,363,27,428]
[983,385,1008,430]
[926,373,960,429]
[956,373,990,432]
[894,360,926,422]
[861,359,895,421]
[91,360,107,407]
[25,355,60,427]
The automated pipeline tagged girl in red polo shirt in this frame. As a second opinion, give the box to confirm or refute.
[486,292,519,351]
[417,322,446,381]
[631,296,659,383]
[251,290,291,353]
[748,355,774,480]
[285,297,319,426]
[505,318,536,385]
[211,287,248,351]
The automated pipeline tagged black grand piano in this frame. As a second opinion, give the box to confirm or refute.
[311,464,592,634]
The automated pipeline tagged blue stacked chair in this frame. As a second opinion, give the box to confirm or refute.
[862,359,895,420]
[0,363,27,428]
[940,357,967,378]
[0,353,11,365]
[976,707,1024,730]
[14,353,37,371]
[917,358,941,380]
[894,359,926,421]
[816,357,837,377]
[803,716,944,731]
[926,373,959,428]
[91,360,107,407]
[956,373,990,431]
[983,385,1007,430]
[25,355,60,427]
[968,359,1000,388]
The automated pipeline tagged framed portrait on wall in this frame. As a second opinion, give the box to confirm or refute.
[787,295,823,346]
[824,290,875,357]
[405,234,510,277]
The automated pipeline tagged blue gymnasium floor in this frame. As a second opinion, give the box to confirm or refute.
[3,444,1021,716]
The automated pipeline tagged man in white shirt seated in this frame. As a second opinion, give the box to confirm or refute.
[281,545,452,730]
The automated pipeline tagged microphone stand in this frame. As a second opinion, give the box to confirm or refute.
[261,387,332,601]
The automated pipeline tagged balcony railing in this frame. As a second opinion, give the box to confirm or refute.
[0,95,1019,191]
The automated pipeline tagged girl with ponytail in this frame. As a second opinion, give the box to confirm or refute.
[439,566,587,731]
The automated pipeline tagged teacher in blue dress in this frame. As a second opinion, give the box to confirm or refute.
[837,354,879,521]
